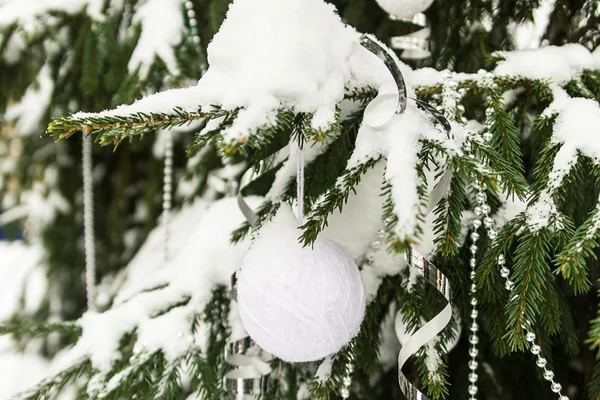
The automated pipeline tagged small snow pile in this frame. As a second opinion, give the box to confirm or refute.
[127,0,184,79]
[197,0,359,140]
[552,98,600,162]
[348,105,450,241]
[0,241,46,322]
[5,64,54,135]
[56,197,254,373]
[0,0,104,31]
[0,352,76,400]
[494,44,595,84]
[594,47,600,70]
[526,193,562,233]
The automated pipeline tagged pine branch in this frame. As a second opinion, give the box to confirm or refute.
[300,157,380,246]
[472,139,528,199]
[0,320,82,340]
[15,359,91,400]
[148,357,183,400]
[48,107,235,145]
[505,228,562,350]
[433,162,467,258]
[554,198,600,294]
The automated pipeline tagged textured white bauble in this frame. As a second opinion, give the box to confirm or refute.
[237,208,366,363]
[375,0,435,20]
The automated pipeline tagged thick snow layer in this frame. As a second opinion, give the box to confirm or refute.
[127,0,184,79]
[0,351,76,400]
[511,0,555,50]
[5,64,54,135]
[494,44,595,84]
[552,98,600,161]
[594,47,600,69]
[198,0,359,139]
[0,0,104,31]
[349,104,451,241]
[74,0,400,144]
[56,197,255,372]
[0,241,45,321]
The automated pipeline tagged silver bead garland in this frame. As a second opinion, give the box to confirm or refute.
[183,1,201,45]
[466,180,488,400]
[471,176,569,400]
[82,134,97,312]
[162,131,174,264]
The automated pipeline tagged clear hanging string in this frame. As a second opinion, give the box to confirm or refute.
[296,135,304,225]
[82,134,96,312]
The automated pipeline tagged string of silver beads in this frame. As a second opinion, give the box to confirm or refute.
[163,131,174,264]
[473,184,569,400]
[183,1,201,45]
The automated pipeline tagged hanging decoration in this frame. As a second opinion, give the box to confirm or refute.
[162,130,174,264]
[225,275,272,399]
[232,34,453,398]
[361,34,454,400]
[236,136,366,363]
[374,0,433,60]
[82,134,97,312]
[469,179,569,400]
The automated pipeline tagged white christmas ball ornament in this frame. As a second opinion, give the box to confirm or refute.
[375,0,435,20]
[237,208,366,362]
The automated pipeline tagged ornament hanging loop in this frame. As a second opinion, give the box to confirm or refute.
[296,127,305,226]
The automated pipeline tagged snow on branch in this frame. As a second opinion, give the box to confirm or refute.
[127,0,186,80]
[0,0,105,31]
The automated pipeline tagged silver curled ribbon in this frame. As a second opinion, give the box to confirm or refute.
[224,274,271,399]
[360,35,454,399]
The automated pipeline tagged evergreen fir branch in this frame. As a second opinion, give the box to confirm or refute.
[0,320,82,340]
[300,157,380,247]
[96,350,160,399]
[148,356,183,400]
[531,136,560,194]
[478,217,523,356]
[344,86,378,105]
[472,140,528,199]
[588,355,600,400]
[565,78,596,99]
[15,358,91,400]
[554,200,600,294]
[433,161,467,258]
[186,346,221,400]
[219,110,295,158]
[309,348,355,399]
[414,76,535,98]
[354,275,403,375]
[504,228,561,351]
[484,86,526,177]
[47,107,236,145]
[230,200,278,243]
[582,70,600,101]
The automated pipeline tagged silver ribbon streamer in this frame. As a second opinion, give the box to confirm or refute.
[360,35,453,400]
[398,248,452,400]
[225,274,271,399]
[390,13,432,60]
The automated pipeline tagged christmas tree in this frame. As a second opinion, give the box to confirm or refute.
[1,0,600,399]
